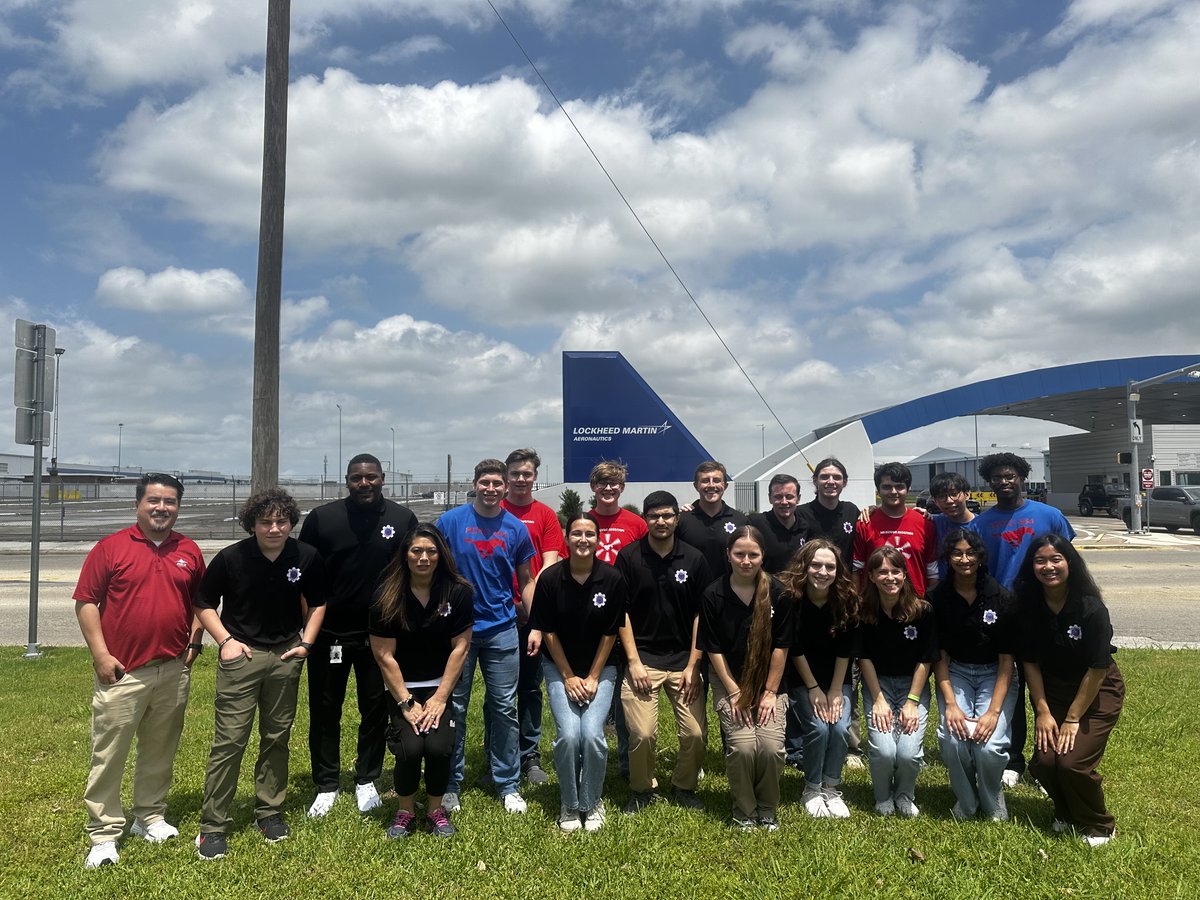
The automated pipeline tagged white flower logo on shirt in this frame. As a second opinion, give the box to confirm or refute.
[592,592,607,608]
[843,522,853,534]
[674,569,689,584]
[286,566,302,583]
[903,625,918,640]
[723,522,736,534]
[438,599,451,617]
[1067,624,1082,641]
[982,609,998,625]
[381,525,396,540]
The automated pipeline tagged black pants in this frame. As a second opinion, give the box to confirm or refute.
[387,687,457,797]
[1008,666,1028,775]
[306,635,387,792]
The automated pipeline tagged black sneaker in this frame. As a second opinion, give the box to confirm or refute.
[387,809,418,840]
[195,832,228,860]
[256,814,290,843]
[672,788,705,811]
[522,762,550,786]
[623,791,658,814]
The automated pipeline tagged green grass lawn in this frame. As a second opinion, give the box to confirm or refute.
[2,648,1198,899]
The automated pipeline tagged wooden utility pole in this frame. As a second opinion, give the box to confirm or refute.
[250,0,291,494]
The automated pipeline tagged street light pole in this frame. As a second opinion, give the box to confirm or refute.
[390,425,396,485]
[759,424,765,458]
[117,422,124,475]
[336,403,342,484]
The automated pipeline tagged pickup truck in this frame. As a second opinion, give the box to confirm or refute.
[1114,486,1200,533]
[1078,483,1128,517]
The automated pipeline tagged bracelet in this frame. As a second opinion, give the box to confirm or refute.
[187,642,203,652]
[299,641,314,652]
[1063,718,1080,724]
[806,683,819,691]
[218,636,235,648]
[906,693,920,703]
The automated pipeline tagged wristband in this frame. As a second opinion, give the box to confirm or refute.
[218,636,235,648]
[906,693,920,703]
[1063,718,1080,724]
[187,642,203,652]
[299,641,314,652]
[806,683,819,691]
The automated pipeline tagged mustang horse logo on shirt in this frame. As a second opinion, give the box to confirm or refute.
[464,528,508,559]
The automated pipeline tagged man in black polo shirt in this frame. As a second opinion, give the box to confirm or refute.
[793,457,860,565]
[749,473,809,574]
[616,491,711,813]
[676,460,749,579]
[193,488,327,860]
[300,453,417,818]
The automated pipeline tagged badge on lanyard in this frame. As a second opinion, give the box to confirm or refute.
[330,644,343,664]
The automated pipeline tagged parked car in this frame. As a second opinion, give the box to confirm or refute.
[1113,486,1200,533]
[1078,483,1128,516]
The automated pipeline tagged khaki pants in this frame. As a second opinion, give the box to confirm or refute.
[200,643,303,833]
[621,666,707,793]
[85,655,191,844]
[713,681,787,821]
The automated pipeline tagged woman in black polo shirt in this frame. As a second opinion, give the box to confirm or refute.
[1014,534,1124,846]
[930,528,1018,822]
[531,514,626,833]
[779,538,859,819]
[858,545,938,818]
[369,524,473,839]
[699,525,793,831]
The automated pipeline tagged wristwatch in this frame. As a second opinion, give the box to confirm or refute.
[400,696,416,711]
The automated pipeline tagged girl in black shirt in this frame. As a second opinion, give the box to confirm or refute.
[1014,534,1124,846]
[370,524,473,839]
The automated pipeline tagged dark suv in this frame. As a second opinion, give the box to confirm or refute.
[1078,483,1128,517]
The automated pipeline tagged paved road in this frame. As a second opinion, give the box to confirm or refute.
[3,512,1198,648]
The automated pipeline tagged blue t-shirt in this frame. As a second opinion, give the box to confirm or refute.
[932,514,981,583]
[435,504,536,636]
[974,500,1075,590]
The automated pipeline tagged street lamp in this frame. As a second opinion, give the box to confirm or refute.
[390,426,396,482]
[335,404,342,482]
[759,424,765,458]
[117,422,124,475]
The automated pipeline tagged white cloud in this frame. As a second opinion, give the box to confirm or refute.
[95,265,249,312]
[1050,0,1178,42]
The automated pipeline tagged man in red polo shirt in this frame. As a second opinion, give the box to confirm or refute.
[74,473,206,869]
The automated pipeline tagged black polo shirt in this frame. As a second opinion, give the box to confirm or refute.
[858,603,939,678]
[793,499,859,565]
[368,581,473,683]
[1018,593,1115,683]
[194,536,327,646]
[698,575,793,682]
[792,595,857,689]
[530,559,626,676]
[676,501,750,578]
[930,575,1017,665]
[615,536,711,671]
[298,497,417,641]
[748,510,809,574]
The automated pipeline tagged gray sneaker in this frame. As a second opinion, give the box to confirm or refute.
[441,791,461,812]
[523,763,550,785]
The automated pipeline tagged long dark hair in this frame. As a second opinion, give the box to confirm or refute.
[939,527,990,589]
[1013,533,1101,606]
[374,524,471,630]
[859,545,928,625]
[726,525,773,710]
[778,538,859,636]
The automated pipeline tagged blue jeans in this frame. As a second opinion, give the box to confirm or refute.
[792,682,853,790]
[937,659,1016,818]
[543,660,617,813]
[864,675,930,805]
[447,624,521,797]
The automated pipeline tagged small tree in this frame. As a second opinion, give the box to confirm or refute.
[559,488,583,526]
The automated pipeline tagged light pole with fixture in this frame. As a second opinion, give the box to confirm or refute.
[336,404,342,483]
[117,422,124,476]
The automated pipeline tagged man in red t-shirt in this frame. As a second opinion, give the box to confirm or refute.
[853,462,939,597]
[73,473,206,868]
[588,460,648,564]
[500,448,568,785]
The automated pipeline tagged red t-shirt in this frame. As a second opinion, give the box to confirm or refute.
[501,498,569,604]
[73,525,207,672]
[852,508,938,597]
[591,508,649,565]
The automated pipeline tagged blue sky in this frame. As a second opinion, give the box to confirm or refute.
[2,0,1197,482]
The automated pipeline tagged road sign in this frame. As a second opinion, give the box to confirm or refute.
[1130,418,1144,443]
[14,319,54,352]
[1141,468,1155,490]
[13,348,55,412]
[15,408,49,445]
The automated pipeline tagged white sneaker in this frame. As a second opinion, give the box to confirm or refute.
[1082,829,1115,847]
[1001,769,1021,788]
[875,799,895,817]
[583,800,606,832]
[822,787,851,819]
[1052,819,1071,833]
[895,796,920,819]
[844,754,866,771]
[801,786,831,818]
[990,793,1009,822]
[355,782,382,813]
[307,790,339,818]
[558,806,582,832]
[84,841,119,868]
[442,792,461,812]
[130,820,178,842]
[503,792,528,814]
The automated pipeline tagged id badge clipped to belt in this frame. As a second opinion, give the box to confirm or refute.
[329,643,343,664]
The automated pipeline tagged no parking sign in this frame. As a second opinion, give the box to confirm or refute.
[1141,468,1155,490]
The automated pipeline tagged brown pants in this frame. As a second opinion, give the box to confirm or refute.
[621,666,707,793]
[1029,663,1124,837]
[713,681,788,821]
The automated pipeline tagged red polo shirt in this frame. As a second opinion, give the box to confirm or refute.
[74,525,206,672]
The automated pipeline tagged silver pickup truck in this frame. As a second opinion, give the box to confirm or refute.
[1114,486,1200,533]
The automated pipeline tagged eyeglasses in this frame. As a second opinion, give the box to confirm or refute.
[646,512,677,522]
[594,481,624,489]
